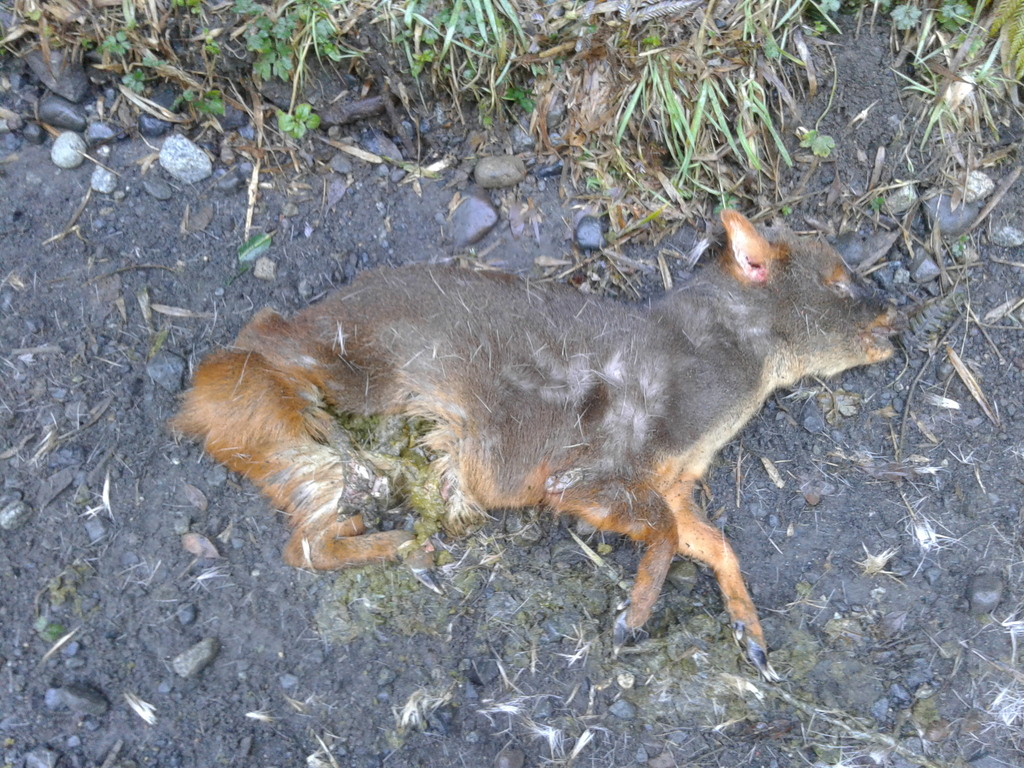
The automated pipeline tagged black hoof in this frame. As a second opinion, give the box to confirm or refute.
[733,622,780,682]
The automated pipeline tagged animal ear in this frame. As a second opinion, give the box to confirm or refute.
[720,210,784,285]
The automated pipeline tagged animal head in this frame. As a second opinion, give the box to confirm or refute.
[719,210,899,381]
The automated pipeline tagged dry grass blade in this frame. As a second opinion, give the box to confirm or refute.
[124,692,157,725]
[946,346,999,426]
[856,545,899,576]
[39,627,79,665]
[760,456,785,488]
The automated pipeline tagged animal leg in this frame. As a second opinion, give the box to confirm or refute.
[282,515,415,570]
[665,479,777,680]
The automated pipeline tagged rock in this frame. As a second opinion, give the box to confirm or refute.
[965,572,1003,614]
[495,749,525,768]
[25,49,90,102]
[159,134,212,184]
[474,156,527,189]
[0,497,32,530]
[802,399,826,433]
[146,351,185,393]
[329,153,353,175]
[139,112,172,139]
[608,698,636,719]
[924,193,980,237]
[964,171,995,204]
[90,166,116,194]
[279,673,298,689]
[534,160,563,178]
[85,122,118,145]
[50,132,87,169]
[83,517,107,543]
[910,252,941,283]
[545,93,566,132]
[510,124,535,153]
[143,178,174,201]
[575,216,604,250]
[253,256,277,281]
[361,129,402,162]
[38,95,87,132]
[60,682,109,715]
[885,184,917,214]
[22,122,46,145]
[172,637,220,678]
[990,223,1024,248]
[44,687,64,709]
[666,559,697,592]
[216,164,250,193]
[24,748,60,768]
[452,188,498,247]
[177,603,197,626]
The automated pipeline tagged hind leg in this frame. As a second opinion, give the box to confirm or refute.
[173,348,416,571]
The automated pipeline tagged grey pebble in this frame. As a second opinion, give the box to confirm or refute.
[279,673,299,689]
[83,516,107,543]
[608,698,636,719]
[146,351,185,393]
[22,122,46,145]
[38,95,87,132]
[60,682,109,715]
[802,400,826,433]
[44,687,64,709]
[452,187,498,247]
[90,166,116,194]
[575,216,605,250]
[361,129,402,162]
[495,749,525,768]
[143,178,174,201]
[177,603,197,626]
[511,124,535,153]
[966,572,1003,614]
[990,223,1024,248]
[924,194,980,237]
[159,134,213,184]
[910,252,941,283]
[50,131,87,169]
[0,497,33,530]
[85,122,118,146]
[329,153,353,174]
[138,112,172,139]
[25,49,89,102]
[24,748,60,768]
[172,637,220,678]
[474,155,527,189]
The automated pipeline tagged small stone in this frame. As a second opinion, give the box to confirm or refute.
[177,603,197,626]
[608,698,636,719]
[885,184,917,214]
[50,131,87,169]
[143,178,174,201]
[85,122,118,145]
[666,559,697,592]
[279,673,299,689]
[966,572,1003,614]
[511,124,535,153]
[90,166,117,194]
[22,122,46,145]
[38,95,87,132]
[452,188,498,247]
[60,682,109,715]
[44,687,64,709]
[25,49,90,102]
[215,167,247,193]
[474,156,527,189]
[617,671,635,689]
[924,193,981,237]
[872,697,890,721]
[146,351,185,393]
[360,129,402,162]
[910,253,941,283]
[575,216,604,250]
[159,134,213,184]
[534,160,563,178]
[253,256,277,281]
[172,637,220,678]
[24,748,60,768]
[389,167,407,183]
[990,223,1024,248]
[138,112,172,139]
[495,750,525,768]
[281,202,299,217]
[923,566,942,585]
[964,171,995,204]
[83,517,106,543]
[329,154,353,174]
[0,498,33,530]
[802,400,826,433]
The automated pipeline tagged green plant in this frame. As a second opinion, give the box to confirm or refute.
[991,0,1024,77]
[277,102,320,138]
[798,128,835,157]
[179,89,225,115]
[173,0,203,14]
[100,30,130,57]
[122,69,147,93]
[503,85,534,113]
[870,196,885,213]
[891,3,922,30]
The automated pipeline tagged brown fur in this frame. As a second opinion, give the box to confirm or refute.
[172,211,897,677]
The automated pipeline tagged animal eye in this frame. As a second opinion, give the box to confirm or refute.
[828,279,855,298]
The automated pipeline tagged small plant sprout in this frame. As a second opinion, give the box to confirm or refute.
[797,127,836,158]
[277,103,320,139]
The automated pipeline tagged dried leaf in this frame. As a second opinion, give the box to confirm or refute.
[182,483,208,512]
[760,457,785,488]
[946,346,999,426]
[182,532,221,559]
[983,297,1024,324]
[151,304,215,320]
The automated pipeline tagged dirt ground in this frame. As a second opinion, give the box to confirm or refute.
[2,18,1024,768]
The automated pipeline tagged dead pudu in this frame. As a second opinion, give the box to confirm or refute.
[173,210,898,678]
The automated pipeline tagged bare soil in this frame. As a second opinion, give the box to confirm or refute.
[2,18,1023,768]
